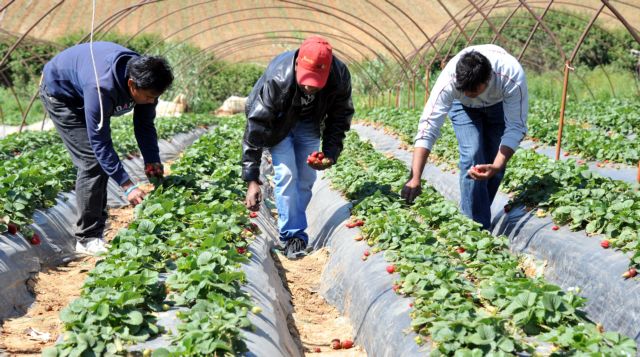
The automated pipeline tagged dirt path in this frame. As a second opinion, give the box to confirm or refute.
[273,248,367,356]
[0,199,138,356]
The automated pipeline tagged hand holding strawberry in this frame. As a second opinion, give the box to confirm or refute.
[145,162,164,186]
[467,164,500,180]
[307,151,333,170]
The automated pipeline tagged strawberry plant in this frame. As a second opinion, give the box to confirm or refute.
[0,114,217,234]
[325,132,636,354]
[44,117,260,356]
[528,98,640,164]
[356,106,640,269]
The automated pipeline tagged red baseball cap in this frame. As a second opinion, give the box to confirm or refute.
[296,36,333,89]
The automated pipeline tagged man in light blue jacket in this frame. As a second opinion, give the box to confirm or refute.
[401,44,528,230]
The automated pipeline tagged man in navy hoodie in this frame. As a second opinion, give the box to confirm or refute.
[40,41,173,255]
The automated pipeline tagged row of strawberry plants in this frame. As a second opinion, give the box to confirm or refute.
[112,114,217,159]
[325,132,636,355]
[356,107,460,165]
[357,107,640,267]
[531,98,640,137]
[0,115,217,235]
[528,99,639,164]
[0,114,216,161]
[44,118,259,356]
[0,129,60,161]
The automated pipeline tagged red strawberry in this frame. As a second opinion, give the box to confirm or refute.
[623,268,637,279]
[341,340,353,349]
[355,219,365,227]
[563,152,570,157]
[552,225,559,231]
[363,250,370,257]
[317,152,325,160]
[30,233,41,245]
[330,339,341,350]
[346,222,356,228]
[311,151,319,158]
[237,247,247,254]
[456,247,465,254]
[313,347,321,353]
[386,265,395,274]
[392,284,400,293]
[7,223,18,235]
[409,302,413,308]
[249,212,258,218]
[600,240,610,249]
[307,157,314,164]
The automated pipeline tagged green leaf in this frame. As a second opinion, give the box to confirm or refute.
[152,348,171,357]
[542,294,562,312]
[137,220,157,234]
[41,347,58,357]
[96,303,109,321]
[197,251,213,266]
[125,310,144,325]
[498,337,514,352]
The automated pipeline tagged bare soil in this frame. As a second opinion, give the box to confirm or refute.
[273,248,367,356]
[0,196,140,356]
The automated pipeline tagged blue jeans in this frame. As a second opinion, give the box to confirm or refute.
[449,100,506,230]
[270,120,320,244]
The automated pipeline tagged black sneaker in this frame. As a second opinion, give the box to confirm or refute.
[283,237,307,259]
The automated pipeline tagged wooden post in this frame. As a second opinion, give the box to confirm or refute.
[395,85,400,108]
[424,69,430,104]
[412,78,416,109]
[555,61,573,161]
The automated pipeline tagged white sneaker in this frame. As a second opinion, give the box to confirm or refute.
[75,238,109,256]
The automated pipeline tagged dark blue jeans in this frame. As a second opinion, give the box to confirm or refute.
[449,100,506,230]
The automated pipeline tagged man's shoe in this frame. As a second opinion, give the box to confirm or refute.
[75,238,108,256]
[283,237,307,259]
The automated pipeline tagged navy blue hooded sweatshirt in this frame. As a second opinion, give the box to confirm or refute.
[42,42,160,186]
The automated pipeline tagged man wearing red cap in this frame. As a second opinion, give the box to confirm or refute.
[242,36,354,258]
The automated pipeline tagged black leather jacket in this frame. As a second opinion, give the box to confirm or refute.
[241,50,354,182]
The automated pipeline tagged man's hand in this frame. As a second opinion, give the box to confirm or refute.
[122,180,146,207]
[308,157,334,171]
[127,187,146,206]
[400,176,422,204]
[145,162,164,178]
[145,162,164,186]
[245,180,262,211]
[306,151,334,170]
[467,164,498,180]
[468,146,514,180]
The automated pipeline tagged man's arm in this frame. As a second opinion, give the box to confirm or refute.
[84,89,128,184]
[320,66,354,166]
[401,72,455,203]
[84,88,144,205]
[242,76,279,210]
[132,102,161,165]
